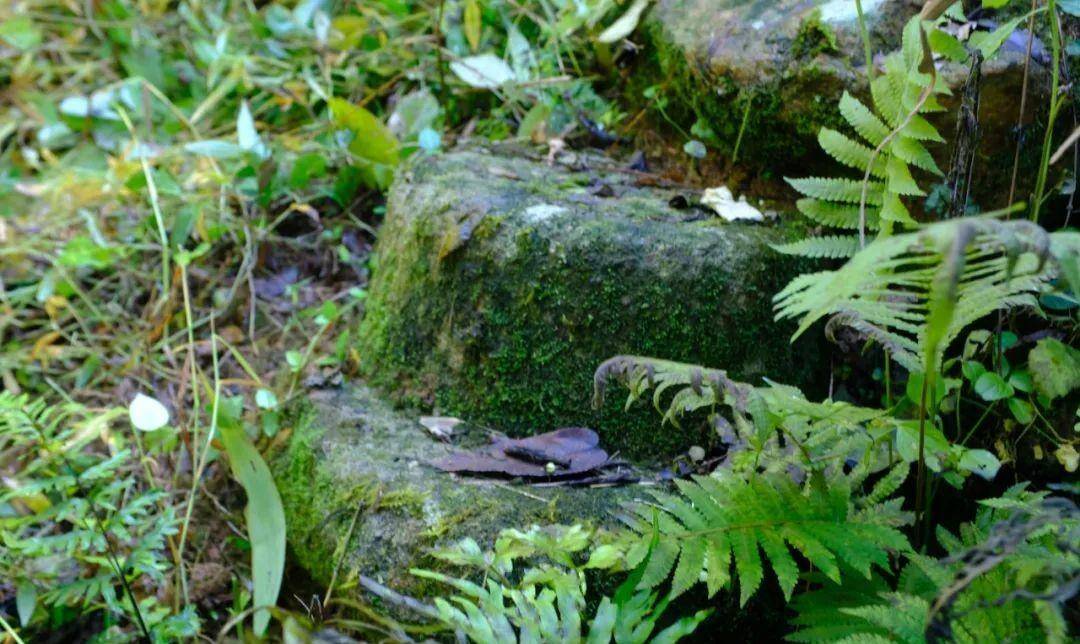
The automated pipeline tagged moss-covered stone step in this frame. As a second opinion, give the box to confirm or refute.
[273,385,635,604]
[357,145,827,459]
[631,0,1040,176]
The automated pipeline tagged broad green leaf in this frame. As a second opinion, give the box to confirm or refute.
[236,101,268,158]
[328,97,400,166]
[927,28,967,63]
[962,360,986,383]
[450,53,515,89]
[970,14,1030,59]
[219,422,286,636]
[597,0,650,44]
[464,0,481,51]
[16,582,37,626]
[254,389,278,410]
[1008,369,1033,393]
[584,544,622,569]
[1028,338,1080,400]
[905,371,947,408]
[958,449,1001,480]
[58,236,125,269]
[184,139,245,158]
[0,16,42,50]
[974,371,1013,402]
[506,23,534,81]
[1060,0,1080,16]
[1007,397,1034,424]
[682,140,706,159]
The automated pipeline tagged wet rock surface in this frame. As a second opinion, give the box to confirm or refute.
[355,145,828,459]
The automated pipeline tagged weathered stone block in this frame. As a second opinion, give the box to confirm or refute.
[273,386,634,602]
[356,146,827,458]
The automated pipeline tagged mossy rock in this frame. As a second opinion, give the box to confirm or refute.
[630,0,1045,185]
[356,145,828,460]
[273,385,636,605]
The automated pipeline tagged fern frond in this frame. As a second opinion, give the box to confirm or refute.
[890,136,942,176]
[795,199,877,231]
[620,472,911,605]
[774,218,1056,372]
[885,156,924,197]
[772,235,860,259]
[791,488,1078,644]
[782,15,949,255]
[818,129,886,177]
[839,93,888,146]
[786,177,884,205]
[592,355,750,426]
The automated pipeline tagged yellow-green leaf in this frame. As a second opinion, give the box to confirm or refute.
[464,0,481,51]
[329,97,400,167]
[220,422,286,637]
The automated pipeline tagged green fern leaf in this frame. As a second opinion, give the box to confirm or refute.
[786,177,884,205]
[795,199,876,230]
[885,156,924,196]
[622,473,911,606]
[862,463,910,506]
[772,235,860,259]
[839,593,930,643]
[839,92,889,146]
[902,114,946,142]
[890,136,942,176]
[818,129,886,177]
[880,192,917,227]
[775,218,1057,372]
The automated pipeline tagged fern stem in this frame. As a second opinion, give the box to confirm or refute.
[913,374,930,548]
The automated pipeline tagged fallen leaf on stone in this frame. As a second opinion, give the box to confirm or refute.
[701,186,770,222]
[432,427,609,478]
[419,416,462,441]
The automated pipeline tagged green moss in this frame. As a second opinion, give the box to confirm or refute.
[357,147,828,460]
[271,385,636,605]
[624,14,846,174]
[791,11,839,59]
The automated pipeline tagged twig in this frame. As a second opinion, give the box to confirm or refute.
[356,575,440,620]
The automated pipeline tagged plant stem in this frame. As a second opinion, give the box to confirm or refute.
[176,313,223,610]
[1032,0,1062,224]
[1007,0,1039,209]
[854,0,874,82]
[0,613,26,644]
[914,374,929,548]
[175,262,202,607]
[730,94,752,167]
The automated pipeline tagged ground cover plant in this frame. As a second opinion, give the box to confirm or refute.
[1,0,1078,642]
